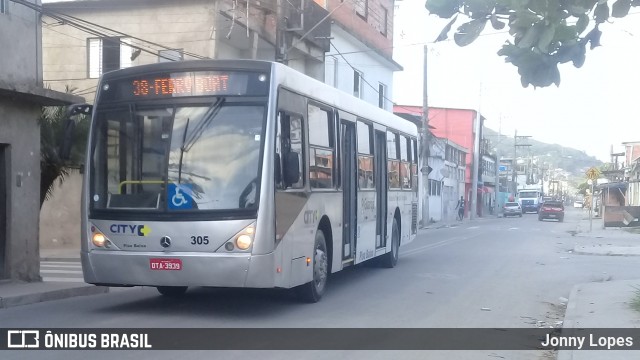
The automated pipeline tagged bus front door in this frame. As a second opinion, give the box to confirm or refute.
[341,121,357,262]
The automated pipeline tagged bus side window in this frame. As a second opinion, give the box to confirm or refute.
[308,103,334,189]
[276,111,304,189]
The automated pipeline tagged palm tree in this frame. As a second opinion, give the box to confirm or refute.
[39,102,89,208]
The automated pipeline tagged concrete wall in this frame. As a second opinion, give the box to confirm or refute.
[39,172,82,252]
[0,98,42,281]
[0,0,41,85]
[1,0,43,281]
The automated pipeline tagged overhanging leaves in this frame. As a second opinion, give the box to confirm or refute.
[464,0,495,16]
[424,0,630,88]
[425,0,461,18]
[537,24,557,53]
[594,2,610,23]
[435,15,458,42]
[612,0,631,17]
[576,14,589,34]
[584,25,602,49]
[454,18,488,46]
[490,14,506,30]
[516,23,542,49]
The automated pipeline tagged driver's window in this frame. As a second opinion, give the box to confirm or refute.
[276,111,304,189]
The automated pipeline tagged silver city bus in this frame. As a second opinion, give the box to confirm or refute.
[79,60,418,302]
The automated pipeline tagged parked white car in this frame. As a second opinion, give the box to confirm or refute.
[503,202,523,217]
[573,200,584,208]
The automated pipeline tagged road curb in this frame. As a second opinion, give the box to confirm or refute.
[40,257,81,262]
[557,283,581,360]
[572,245,640,257]
[0,285,109,309]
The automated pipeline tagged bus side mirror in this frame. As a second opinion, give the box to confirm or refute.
[59,119,76,161]
[283,152,300,186]
[60,104,93,161]
[67,103,93,117]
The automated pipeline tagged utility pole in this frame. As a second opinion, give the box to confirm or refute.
[495,144,500,215]
[512,130,532,196]
[512,129,517,195]
[470,110,481,220]
[275,0,288,64]
[420,45,430,226]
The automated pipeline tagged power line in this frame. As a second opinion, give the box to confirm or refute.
[329,41,418,116]
[11,0,208,62]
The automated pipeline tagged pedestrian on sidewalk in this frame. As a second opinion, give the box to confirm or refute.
[455,196,465,221]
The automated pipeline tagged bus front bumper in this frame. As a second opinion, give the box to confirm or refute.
[81,250,276,288]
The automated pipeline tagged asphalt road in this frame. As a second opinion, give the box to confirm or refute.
[3,207,640,360]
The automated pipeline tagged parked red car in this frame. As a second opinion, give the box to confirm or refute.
[538,201,565,222]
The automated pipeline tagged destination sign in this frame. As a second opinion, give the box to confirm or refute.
[132,74,230,97]
[100,70,269,102]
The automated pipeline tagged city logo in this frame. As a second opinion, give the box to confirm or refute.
[7,330,40,348]
[109,224,151,237]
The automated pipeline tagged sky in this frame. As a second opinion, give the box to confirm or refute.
[392,1,640,162]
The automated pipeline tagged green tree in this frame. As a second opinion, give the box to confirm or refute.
[39,103,89,208]
[425,0,638,88]
[577,181,590,195]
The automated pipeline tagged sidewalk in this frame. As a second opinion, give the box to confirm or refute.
[420,212,499,230]
[558,216,640,359]
[0,246,108,309]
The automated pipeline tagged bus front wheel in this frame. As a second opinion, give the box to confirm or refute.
[296,230,328,303]
[156,286,188,297]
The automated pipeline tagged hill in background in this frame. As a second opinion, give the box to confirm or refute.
[483,127,603,178]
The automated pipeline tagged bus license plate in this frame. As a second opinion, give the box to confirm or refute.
[150,258,182,270]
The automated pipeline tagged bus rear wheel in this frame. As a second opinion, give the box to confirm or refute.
[380,218,400,268]
[156,286,188,297]
[296,230,328,303]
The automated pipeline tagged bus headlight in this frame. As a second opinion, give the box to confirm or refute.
[92,233,107,247]
[236,234,252,250]
[226,223,255,251]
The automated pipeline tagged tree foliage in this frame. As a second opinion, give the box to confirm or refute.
[39,102,89,208]
[425,0,639,88]
[577,181,590,195]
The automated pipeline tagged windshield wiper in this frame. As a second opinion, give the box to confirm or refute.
[176,98,225,183]
[177,117,190,184]
[182,98,225,153]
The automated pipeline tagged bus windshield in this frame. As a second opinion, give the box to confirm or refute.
[90,101,265,212]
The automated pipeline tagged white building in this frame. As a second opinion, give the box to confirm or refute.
[428,137,468,223]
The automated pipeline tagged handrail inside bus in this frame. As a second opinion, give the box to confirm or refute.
[118,180,165,194]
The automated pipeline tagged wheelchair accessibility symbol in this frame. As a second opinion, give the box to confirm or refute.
[168,183,193,210]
